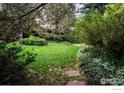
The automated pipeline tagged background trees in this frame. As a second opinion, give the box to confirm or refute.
[0,4,45,42]
[0,3,76,42]
[83,3,107,13]
[36,4,76,41]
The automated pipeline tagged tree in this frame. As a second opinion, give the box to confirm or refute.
[79,3,107,14]
[0,3,46,42]
[37,4,76,40]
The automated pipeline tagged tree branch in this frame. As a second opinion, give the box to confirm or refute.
[0,3,46,20]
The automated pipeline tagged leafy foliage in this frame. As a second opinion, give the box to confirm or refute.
[0,4,45,42]
[76,11,104,45]
[65,27,84,43]
[77,45,116,85]
[77,44,124,85]
[102,4,124,58]
[0,42,36,84]
[76,4,124,58]
[82,3,107,13]
[19,36,48,46]
[37,4,75,41]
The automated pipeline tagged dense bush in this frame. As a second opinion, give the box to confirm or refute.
[45,33,64,41]
[77,45,124,85]
[5,43,22,61]
[102,4,124,58]
[40,32,64,41]
[76,45,116,85]
[19,36,48,46]
[31,28,65,41]
[0,42,36,84]
[0,43,22,84]
[65,27,84,43]
[76,11,104,45]
[76,4,124,58]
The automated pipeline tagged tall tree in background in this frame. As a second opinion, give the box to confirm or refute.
[78,3,107,14]
[0,3,45,42]
[38,4,76,37]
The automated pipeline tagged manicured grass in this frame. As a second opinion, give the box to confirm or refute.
[20,42,79,75]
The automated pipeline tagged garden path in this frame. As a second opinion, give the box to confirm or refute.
[64,63,86,85]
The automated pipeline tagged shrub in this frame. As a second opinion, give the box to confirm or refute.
[0,42,36,84]
[76,11,104,45]
[52,34,64,41]
[76,4,124,58]
[65,27,84,43]
[5,43,22,59]
[77,45,124,85]
[19,36,48,46]
[17,49,36,66]
[77,46,116,85]
[42,33,64,41]
[0,43,23,84]
[102,4,124,58]
[4,42,36,66]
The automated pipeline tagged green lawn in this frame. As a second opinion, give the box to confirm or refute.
[20,42,79,75]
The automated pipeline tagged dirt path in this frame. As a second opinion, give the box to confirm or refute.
[63,63,86,85]
[63,44,86,85]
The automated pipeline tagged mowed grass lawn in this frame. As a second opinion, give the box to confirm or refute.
[20,42,79,75]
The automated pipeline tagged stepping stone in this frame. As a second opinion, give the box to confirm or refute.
[67,80,86,85]
[65,70,81,77]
